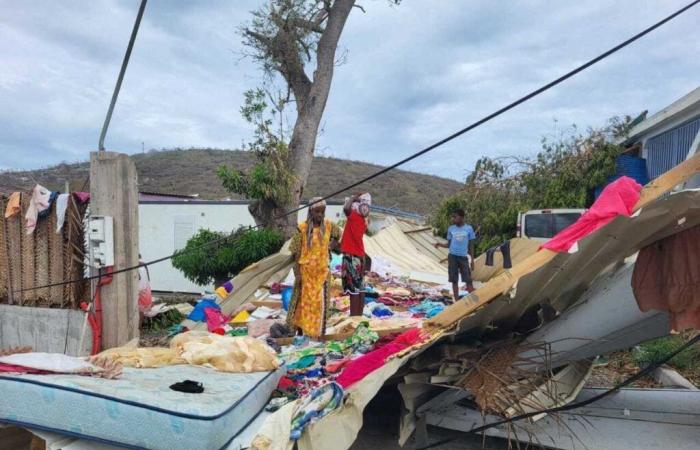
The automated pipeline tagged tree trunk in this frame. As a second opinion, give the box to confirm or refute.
[280,0,356,239]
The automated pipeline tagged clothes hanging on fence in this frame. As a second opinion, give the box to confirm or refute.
[55,193,70,233]
[4,192,21,218]
[25,185,52,234]
[73,192,90,203]
[485,241,512,269]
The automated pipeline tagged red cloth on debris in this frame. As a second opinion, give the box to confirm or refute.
[336,328,426,388]
[542,177,642,253]
[632,224,700,331]
[204,307,229,332]
[0,363,50,374]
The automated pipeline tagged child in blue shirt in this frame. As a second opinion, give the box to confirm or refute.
[435,209,476,301]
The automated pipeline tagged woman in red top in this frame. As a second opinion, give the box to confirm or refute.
[340,193,371,315]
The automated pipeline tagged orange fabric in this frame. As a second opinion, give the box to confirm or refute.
[632,224,700,331]
[4,192,20,218]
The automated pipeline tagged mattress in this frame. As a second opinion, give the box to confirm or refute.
[0,364,283,450]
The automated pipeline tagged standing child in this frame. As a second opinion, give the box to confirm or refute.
[435,209,476,301]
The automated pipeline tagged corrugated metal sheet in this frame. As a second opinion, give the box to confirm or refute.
[452,189,700,337]
[395,220,449,265]
[646,117,700,179]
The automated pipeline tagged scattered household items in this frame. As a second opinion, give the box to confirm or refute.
[169,379,204,394]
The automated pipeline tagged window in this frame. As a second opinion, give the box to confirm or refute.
[173,215,196,251]
[525,215,552,239]
[553,213,582,234]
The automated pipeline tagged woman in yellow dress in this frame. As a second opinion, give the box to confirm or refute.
[286,197,341,339]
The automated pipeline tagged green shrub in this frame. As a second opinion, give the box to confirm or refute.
[634,335,700,371]
[171,227,283,286]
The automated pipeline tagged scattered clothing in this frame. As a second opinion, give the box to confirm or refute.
[187,299,221,322]
[485,241,512,269]
[205,307,230,332]
[0,352,102,375]
[4,192,20,218]
[290,382,344,440]
[447,223,476,257]
[38,191,58,220]
[632,224,700,331]
[542,176,641,253]
[25,184,52,234]
[169,380,204,394]
[215,286,229,299]
[336,328,426,388]
[223,280,234,293]
[269,323,294,339]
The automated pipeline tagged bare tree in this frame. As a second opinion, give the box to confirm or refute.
[236,0,379,238]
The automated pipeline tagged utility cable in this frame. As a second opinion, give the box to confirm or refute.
[12,0,699,294]
[414,334,700,450]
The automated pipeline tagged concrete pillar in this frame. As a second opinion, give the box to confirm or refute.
[89,151,139,349]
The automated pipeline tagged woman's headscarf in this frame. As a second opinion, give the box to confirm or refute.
[306,197,327,248]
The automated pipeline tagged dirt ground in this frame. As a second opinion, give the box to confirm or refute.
[351,387,511,450]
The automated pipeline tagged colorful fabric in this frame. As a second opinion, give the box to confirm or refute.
[336,328,426,388]
[4,192,21,219]
[632,224,700,331]
[290,382,344,440]
[25,184,52,234]
[447,224,476,257]
[187,299,221,322]
[73,192,90,203]
[223,280,234,293]
[54,193,70,233]
[205,307,229,332]
[341,253,365,294]
[215,286,229,299]
[344,321,379,353]
[340,210,367,257]
[542,176,642,253]
[286,219,341,338]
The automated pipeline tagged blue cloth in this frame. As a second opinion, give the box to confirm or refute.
[187,299,221,322]
[410,300,446,318]
[290,382,344,440]
[447,224,476,257]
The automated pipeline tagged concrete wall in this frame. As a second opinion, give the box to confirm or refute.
[138,202,344,293]
[0,305,91,356]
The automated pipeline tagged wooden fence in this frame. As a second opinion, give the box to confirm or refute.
[0,193,88,308]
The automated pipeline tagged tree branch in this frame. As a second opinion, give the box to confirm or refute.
[353,4,366,13]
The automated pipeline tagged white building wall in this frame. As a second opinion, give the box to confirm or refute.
[139,202,344,293]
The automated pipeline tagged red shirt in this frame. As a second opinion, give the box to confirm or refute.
[340,210,367,257]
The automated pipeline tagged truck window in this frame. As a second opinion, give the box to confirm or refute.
[553,213,581,234]
[524,215,552,239]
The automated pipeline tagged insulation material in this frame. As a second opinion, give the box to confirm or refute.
[363,224,446,279]
[171,331,280,373]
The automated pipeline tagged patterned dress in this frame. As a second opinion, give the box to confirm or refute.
[286,219,341,338]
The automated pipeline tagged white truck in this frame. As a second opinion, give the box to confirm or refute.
[516,208,585,242]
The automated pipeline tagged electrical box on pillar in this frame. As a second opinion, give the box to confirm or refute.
[88,216,115,268]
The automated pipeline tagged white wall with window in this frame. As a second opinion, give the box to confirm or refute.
[138,201,344,293]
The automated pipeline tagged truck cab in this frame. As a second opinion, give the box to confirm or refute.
[517,208,585,243]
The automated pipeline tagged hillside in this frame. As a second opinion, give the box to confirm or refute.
[0,148,463,215]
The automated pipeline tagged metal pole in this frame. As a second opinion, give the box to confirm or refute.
[98,0,147,152]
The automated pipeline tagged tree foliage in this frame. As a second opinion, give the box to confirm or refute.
[218,88,296,225]
[171,228,284,286]
[432,117,633,254]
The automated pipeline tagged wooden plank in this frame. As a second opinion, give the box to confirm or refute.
[427,151,700,330]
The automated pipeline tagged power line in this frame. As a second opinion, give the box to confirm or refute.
[12,0,700,294]
[414,334,700,450]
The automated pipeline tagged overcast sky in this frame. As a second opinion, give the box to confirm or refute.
[1,0,699,180]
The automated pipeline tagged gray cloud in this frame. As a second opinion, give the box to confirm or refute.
[1,0,699,181]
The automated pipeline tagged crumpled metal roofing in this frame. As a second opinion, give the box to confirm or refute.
[453,189,700,337]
